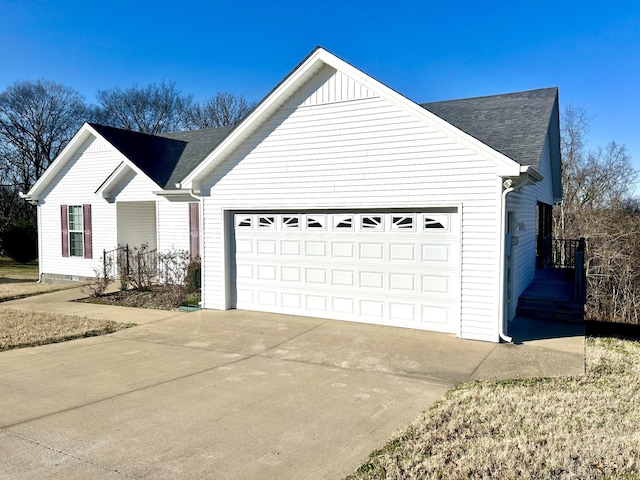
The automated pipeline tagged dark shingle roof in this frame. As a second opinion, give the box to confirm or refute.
[421,87,559,168]
[89,123,233,189]
[160,126,234,188]
[89,87,558,190]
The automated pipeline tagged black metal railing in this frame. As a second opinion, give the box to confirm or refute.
[103,244,157,280]
[541,237,585,269]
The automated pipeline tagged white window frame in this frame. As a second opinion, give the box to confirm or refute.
[68,205,84,257]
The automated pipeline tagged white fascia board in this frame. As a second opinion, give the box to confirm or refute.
[520,165,543,183]
[94,161,132,199]
[152,189,198,201]
[182,48,522,189]
[180,48,339,190]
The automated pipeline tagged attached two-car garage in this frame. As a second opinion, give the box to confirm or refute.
[230,209,460,333]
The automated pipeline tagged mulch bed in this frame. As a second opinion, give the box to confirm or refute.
[78,285,187,311]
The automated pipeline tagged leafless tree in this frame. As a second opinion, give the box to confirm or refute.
[0,79,87,196]
[182,91,254,129]
[556,105,637,238]
[556,104,640,323]
[94,81,193,134]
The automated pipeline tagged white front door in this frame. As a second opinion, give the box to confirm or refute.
[231,210,460,333]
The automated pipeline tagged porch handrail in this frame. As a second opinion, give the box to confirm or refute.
[543,237,584,269]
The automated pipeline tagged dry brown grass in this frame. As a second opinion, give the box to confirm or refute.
[348,337,640,480]
[0,308,133,351]
[0,257,80,301]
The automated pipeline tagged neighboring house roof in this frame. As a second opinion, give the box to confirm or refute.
[421,87,559,169]
[88,123,234,190]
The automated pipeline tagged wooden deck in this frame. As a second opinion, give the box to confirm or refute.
[516,268,585,322]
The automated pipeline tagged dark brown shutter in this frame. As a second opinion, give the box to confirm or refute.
[189,202,200,260]
[83,204,92,259]
[61,205,69,257]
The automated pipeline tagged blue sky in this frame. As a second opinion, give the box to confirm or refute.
[2,0,639,171]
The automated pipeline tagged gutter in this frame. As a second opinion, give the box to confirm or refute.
[497,167,543,342]
[19,192,42,282]
[498,179,514,343]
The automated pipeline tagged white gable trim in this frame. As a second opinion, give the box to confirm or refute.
[23,123,163,202]
[94,161,133,201]
[181,48,522,191]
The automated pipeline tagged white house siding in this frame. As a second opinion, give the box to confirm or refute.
[38,134,181,281]
[156,200,191,252]
[200,87,503,341]
[110,169,160,202]
[38,136,121,279]
[506,133,555,320]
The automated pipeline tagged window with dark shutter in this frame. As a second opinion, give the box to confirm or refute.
[83,204,92,259]
[61,204,69,257]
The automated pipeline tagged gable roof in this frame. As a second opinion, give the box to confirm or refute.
[421,88,559,169]
[180,47,531,190]
[24,47,560,203]
[89,123,234,190]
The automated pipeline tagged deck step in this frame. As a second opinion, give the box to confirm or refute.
[516,298,584,322]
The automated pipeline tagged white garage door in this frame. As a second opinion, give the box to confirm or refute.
[231,210,460,333]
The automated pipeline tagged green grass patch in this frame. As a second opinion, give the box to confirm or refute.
[347,337,640,480]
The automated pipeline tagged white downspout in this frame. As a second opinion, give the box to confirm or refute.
[188,189,204,308]
[36,202,43,283]
[498,180,514,342]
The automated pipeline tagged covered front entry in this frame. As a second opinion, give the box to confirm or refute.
[230,209,460,333]
[116,201,157,250]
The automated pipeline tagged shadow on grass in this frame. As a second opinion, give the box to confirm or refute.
[585,321,640,340]
[0,277,38,285]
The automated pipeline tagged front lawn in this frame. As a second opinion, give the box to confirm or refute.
[0,307,133,351]
[348,336,640,479]
[0,257,81,301]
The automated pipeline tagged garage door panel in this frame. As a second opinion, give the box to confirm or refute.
[422,305,451,328]
[282,266,301,282]
[390,302,416,322]
[257,240,276,255]
[389,273,416,292]
[281,292,301,308]
[305,268,327,284]
[421,274,452,295]
[360,299,384,318]
[331,270,355,286]
[331,242,354,258]
[421,244,452,263]
[306,294,328,311]
[281,241,301,255]
[232,211,460,333]
[333,297,355,314]
[305,241,327,256]
[359,243,384,260]
[389,243,417,261]
[359,271,384,289]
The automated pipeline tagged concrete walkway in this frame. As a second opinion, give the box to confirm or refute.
[0,288,584,479]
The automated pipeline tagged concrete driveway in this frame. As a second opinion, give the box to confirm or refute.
[0,289,584,479]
